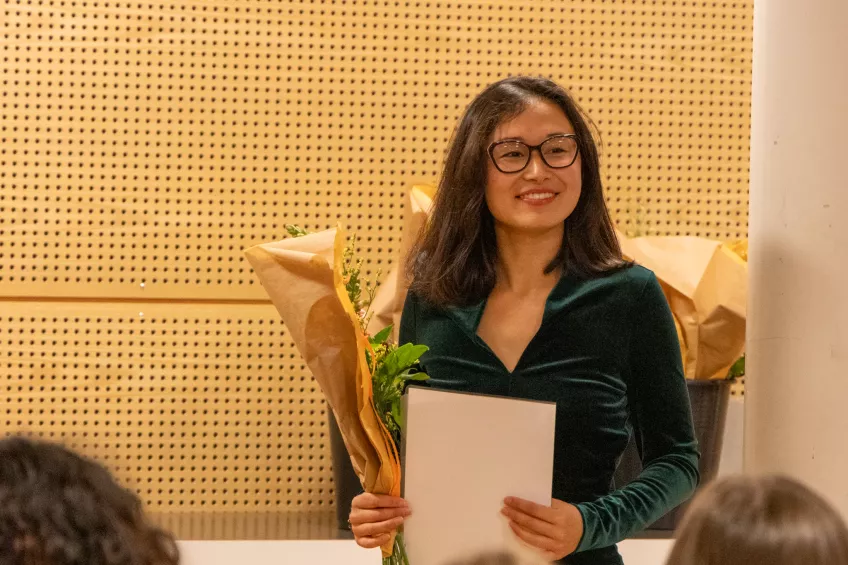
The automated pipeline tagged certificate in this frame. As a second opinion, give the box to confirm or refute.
[401,387,556,565]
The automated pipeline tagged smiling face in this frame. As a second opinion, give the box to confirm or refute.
[408,76,626,307]
[484,99,582,236]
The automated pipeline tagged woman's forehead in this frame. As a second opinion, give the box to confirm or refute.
[492,100,575,142]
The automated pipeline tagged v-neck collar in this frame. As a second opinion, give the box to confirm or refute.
[442,299,487,344]
[442,272,577,374]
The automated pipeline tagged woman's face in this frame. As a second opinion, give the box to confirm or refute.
[485,99,582,235]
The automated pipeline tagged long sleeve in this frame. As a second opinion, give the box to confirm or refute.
[574,274,700,552]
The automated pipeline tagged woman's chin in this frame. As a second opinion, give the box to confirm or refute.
[494,216,569,236]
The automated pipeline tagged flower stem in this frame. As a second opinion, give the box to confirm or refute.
[381,532,409,565]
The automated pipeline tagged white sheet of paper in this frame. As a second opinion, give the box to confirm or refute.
[401,386,557,565]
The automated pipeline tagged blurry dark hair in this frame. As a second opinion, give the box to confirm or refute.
[407,75,627,307]
[665,474,848,565]
[443,550,541,565]
[0,436,179,565]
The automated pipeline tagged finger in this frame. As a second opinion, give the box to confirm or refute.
[352,493,408,510]
[508,521,558,553]
[351,516,405,538]
[501,506,561,539]
[504,497,557,524]
[349,506,411,526]
[355,533,391,549]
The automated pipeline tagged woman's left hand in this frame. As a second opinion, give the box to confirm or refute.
[501,497,584,561]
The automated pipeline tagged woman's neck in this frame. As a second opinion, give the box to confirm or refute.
[494,223,564,295]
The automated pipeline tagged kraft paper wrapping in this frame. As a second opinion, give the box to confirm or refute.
[367,185,436,341]
[617,230,748,380]
[244,226,401,556]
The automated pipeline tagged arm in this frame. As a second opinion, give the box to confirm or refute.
[575,273,700,551]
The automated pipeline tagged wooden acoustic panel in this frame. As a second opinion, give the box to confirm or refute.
[1,0,751,300]
[0,301,331,513]
[0,0,752,534]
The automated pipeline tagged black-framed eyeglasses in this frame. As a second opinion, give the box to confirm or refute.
[487,134,580,174]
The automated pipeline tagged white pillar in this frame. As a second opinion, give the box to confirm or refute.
[745,0,848,514]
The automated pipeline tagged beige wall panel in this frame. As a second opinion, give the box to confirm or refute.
[1,0,751,300]
[0,301,332,513]
[0,0,752,535]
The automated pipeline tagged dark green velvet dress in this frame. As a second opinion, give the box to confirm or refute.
[399,264,699,565]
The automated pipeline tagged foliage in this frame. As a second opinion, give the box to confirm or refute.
[727,354,745,380]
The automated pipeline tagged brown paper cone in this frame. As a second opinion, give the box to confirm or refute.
[617,230,747,380]
[245,226,401,557]
[367,184,436,341]
[367,265,398,338]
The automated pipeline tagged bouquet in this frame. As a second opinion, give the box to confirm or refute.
[245,223,427,565]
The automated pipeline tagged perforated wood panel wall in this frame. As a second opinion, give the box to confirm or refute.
[0,303,329,504]
[0,0,752,538]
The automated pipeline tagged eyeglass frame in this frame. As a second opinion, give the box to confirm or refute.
[487,133,580,174]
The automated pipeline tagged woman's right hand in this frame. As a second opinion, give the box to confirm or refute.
[349,493,411,549]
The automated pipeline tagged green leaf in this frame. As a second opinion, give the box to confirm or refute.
[379,343,428,382]
[370,325,393,346]
[727,354,745,380]
[391,403,403,428]
[285,224,310,238]
[380,353,400,381]
[391,343,429,373]
[400,368,429,382]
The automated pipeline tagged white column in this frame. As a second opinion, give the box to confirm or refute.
[746,0,848,515]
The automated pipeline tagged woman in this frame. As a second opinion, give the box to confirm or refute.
[0,436,179,565]
[665,475,848,565]
[349,76,699,565]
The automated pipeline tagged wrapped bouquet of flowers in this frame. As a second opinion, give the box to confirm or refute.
[244,224,427,564]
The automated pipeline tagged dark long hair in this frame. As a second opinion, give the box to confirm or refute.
[407,76,627,307]
[0,436,180,565]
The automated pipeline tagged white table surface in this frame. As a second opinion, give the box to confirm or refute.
[178,539,674,565]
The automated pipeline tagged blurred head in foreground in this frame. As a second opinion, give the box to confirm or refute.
[0,436,179,565]
[443,550,546,565]
[665,474,848,565]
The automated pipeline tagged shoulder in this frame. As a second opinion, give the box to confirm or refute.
[622,263,658,289]
[592,263,658,295]
[402,289,441,321]
[603,265,674,324]
[575,264,666,315]
[404,288,462,320]
[404,288,427,310]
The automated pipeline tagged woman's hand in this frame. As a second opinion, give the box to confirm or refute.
[349,493,411,549]
[501,497,584,561]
